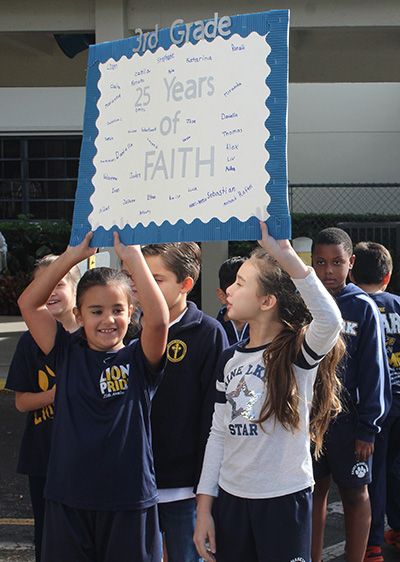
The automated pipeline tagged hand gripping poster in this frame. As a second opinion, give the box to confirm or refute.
[70,10,290,246]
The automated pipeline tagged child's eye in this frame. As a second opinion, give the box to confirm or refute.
[114,308,124,314]
[92,310,102,315]
[315,260,325,266]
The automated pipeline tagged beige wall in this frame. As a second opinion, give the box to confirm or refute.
[1,0,400,87]
[1,0,399,313]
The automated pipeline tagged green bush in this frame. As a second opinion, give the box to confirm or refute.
[0,271,32,315]
[0,216,72,315]
[0,215,71,274]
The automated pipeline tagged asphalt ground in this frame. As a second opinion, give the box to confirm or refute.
[0,317,399,562]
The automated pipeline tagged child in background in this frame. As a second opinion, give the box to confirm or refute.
[141,242,228,562]
[351,241,400,561]
[5,255,81,562]
[216,257,250,345]
[194,222,344,562]
[311,228,391,562]
[120,258,142,342]
[17,232,169,562]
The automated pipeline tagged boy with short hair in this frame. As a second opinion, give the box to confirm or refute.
[351,241,400,561]
[141,242,229,562]
[311,228,391,562]
[216,256,250,345]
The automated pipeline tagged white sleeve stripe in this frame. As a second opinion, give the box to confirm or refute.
[216,380,225,393]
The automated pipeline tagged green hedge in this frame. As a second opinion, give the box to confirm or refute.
[0,217,72,315]
[0,216,72,274]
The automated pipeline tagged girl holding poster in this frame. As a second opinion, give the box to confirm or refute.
[17,232,169,562]
[194,222,345,562]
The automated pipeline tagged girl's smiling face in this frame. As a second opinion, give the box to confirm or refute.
[74,282,132,351]
[34,268,76,321]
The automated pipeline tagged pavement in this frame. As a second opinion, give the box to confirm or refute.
[0,316,35,561]
[0,316,399,562]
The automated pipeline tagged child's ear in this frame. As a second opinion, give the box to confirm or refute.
[181,276,194,294]
[73,307,82,325]
[382,272,391,288]
[216,287,228,305]
[348,254,355,269]
[260,294,277,311]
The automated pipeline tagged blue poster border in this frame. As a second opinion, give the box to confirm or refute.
[70,10,290,246]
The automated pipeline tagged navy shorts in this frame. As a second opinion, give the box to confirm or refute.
[41,500,161,562]
[312,414,372,487]
[213,486,312,562]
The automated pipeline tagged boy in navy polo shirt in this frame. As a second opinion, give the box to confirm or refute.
[351,241,400,561]
[311,228,391,562]
[142,243,228,562]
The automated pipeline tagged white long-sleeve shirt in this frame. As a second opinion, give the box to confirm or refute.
[197,269,342,499]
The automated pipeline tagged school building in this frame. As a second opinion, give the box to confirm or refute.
[1,0,400,312]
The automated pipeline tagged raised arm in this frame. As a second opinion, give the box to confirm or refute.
[259,222,342,355]
[18,232,96,355]
[258,221,310,279]
[114,232,169,369]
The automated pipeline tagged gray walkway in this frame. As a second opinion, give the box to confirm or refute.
[0,316,35,560]
[0,316,27,383]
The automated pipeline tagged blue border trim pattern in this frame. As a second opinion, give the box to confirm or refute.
[70,10,290,246]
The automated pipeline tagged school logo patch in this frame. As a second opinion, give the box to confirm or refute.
[290,558,306,562]
[167,340,187,362]
[351,462,369,479]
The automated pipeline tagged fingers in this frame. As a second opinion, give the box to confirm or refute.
[194,523,216,562]
[355,439,374,462]
[257,221,268,246]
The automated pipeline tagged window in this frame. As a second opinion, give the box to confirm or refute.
[0,136,82,221]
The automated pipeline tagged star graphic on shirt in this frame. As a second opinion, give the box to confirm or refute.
[226,375,262,421]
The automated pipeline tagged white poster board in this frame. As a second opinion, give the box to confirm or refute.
[71,10,290,246]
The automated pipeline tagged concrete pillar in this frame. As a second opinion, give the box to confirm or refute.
[95,0,128,43]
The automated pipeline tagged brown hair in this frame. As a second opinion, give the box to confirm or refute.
[250,247,344,457]
[352,241,392,285]
[141,242,201,288]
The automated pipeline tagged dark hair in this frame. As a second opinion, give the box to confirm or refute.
[34,254,81,288]
[141,243,201,286]
[311,227,353,257]
[352,241,392,285]
[218,256,247,293]
[76,267,133,308]
[250,247,344,457]
[76,267,138,342]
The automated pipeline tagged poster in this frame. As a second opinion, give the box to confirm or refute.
[70,10,290,246]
